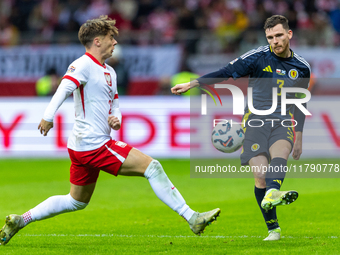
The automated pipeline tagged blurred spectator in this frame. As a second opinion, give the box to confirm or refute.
[329,7,340,46]
[28,2,54,43]
[132,0,157,30]
[74,3,93,26]
[108,5,131,30]
[36,68,60,96]
[0,0,339,50]
[0,16,19,46]
[114,0,138,22]
[148,7,176,44]
[106,45,130,95]
[176,6,199,54]
[88,0,110,18]
[73,0,111,27]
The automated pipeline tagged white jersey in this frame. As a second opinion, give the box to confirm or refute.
[43,53,121,151]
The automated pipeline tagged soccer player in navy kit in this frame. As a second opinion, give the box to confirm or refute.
[172,15,310,241]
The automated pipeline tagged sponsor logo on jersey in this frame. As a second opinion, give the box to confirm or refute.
[263,65,272,73]
[276,69,286,75]
[251,143,260,152]
[229,58,239,64]
[104,72,112,87]
[67,66,76,73]
[288,69,298,80]
[115,141,127,148]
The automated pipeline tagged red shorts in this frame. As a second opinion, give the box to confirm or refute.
[68,140,133,186]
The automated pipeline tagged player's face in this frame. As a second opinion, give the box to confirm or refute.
[265,24,292,58]
[101,32,117,59]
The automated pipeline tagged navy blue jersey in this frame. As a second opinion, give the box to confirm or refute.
[198,45,311,125]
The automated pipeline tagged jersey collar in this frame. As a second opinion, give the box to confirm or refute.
[85,52,107,69]
[269,45,293,61]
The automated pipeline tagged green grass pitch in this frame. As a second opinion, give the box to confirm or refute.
[0,158,340,254]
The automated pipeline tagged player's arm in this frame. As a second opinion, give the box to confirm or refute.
[171,66,235,95]
[108,93,121,131]
[171,67,233,95]
[171,53,255,95]
[292,69,310,160]
[38,79,77,136]
[292,106,305,160]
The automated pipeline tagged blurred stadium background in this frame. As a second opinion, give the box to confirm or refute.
[1,1,340,253]
[0,0,340,159]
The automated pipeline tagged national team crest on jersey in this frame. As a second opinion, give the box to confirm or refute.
[67,66,76,73]
[104,72,112,87]
[251,143,260,152]
[288,69,298,80]
[115,141,127,148]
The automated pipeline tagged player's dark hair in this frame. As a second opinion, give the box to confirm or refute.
[264,15,289,30]
[78,15,118,48]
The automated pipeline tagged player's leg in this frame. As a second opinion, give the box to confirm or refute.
[119,148,191,216]
[0,184,93,245]
[1,149,99,245]
[261,130,298,212]
[250,153,268,189]
[241,125,280,240]
[259,139,296,241]
[267,139,291,190]
[23,183,94,224]
[118,148,220,235]
[21,151,100,224]
[249,154,280,238]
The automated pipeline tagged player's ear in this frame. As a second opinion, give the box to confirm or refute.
[93,37,101,47]
[287,29,293,40]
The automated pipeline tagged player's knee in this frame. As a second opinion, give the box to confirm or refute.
[67,194,88,211]
[253,170,266,180]
[144,159,164,179]
[270,143,292,159]
[255,178,266,189]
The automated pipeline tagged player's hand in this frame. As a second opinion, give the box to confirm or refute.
[38,119,53,136]
[171,82,191,95]
[108,116,121,130]
[292,133,303,160]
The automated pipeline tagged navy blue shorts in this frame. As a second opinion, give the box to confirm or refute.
[240,123,294,165]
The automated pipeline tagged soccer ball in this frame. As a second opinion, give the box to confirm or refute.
[211,121,245,153]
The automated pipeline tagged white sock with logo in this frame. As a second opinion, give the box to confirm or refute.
[144,160,195,221]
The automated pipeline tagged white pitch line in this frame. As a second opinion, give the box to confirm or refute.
[18,234,339,239]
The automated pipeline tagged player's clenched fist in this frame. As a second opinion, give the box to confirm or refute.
[108,115,121,130]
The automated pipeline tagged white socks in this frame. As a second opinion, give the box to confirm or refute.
[144,160,195,221]
[21,160,195,227]
[22,194,87,226]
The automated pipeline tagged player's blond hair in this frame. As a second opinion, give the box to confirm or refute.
[78,15,118,49]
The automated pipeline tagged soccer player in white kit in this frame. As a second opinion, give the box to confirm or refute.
[0,16,220,245]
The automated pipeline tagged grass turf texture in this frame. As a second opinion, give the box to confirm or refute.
[0,158,339,255]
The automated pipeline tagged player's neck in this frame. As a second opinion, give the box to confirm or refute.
[274,47,291,59]
[85,50,106,65]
